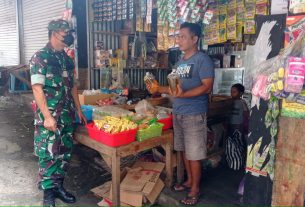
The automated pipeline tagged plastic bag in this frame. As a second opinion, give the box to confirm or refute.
[135,100,156,116]
[252,75,270,100]
[93,106,134,119]
[249,31,305,85]
[284,57,305,93]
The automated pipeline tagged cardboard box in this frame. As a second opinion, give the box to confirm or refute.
[91,181,131,207]
[110,161,165,206]
[78,93,114,105]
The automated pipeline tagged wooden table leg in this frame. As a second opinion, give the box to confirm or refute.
[111,154,120,207]
[164,143,173,187]
[177,151,184,184]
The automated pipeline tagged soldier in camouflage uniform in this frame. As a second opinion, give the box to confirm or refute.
[30,19,86,207]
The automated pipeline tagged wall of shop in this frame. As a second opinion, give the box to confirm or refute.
[0,0,19,66]
[21,0,65,64]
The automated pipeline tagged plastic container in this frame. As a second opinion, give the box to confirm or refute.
[158,115,173,131]
[86,123,137,147]
[75,105,94,123]
[9,73,29,92]
[136,122,164,142]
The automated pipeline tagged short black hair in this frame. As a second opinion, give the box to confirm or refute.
[180,22,202,40]
[48,30,53,39]
[232,83,245,94]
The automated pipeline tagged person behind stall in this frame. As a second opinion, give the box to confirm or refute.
[147,22,214,205]
[30,19,87,207]
[229,83,249,203]
[229,83,249,138]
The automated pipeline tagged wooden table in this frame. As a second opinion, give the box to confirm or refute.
[74,127,174,207]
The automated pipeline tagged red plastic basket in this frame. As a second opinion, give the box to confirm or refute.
[158,115,173,131]
[86,123,137,147]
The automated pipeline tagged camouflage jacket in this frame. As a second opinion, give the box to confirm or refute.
[30,43,76,126]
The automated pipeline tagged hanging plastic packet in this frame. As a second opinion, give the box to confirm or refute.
[218,5,227,29]
[167,70,180,94]
[256,3,268,15]
[237,5,245,23]
[244,19,256,35]
[284,57,305,94]
[252,75,270,100]
[235,23,243,42]
[203,10,214,25]
[219,28,227,43]
[227,8,237,24]
[144,72,159,94]
[245,2,256,19]
[281,99,305,119]
[227,24,237,40]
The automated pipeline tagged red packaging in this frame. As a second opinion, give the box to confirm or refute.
[86,123,137,147]
[158,115,173,131]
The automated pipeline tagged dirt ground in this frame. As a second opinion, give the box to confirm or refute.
[0,94,244,206]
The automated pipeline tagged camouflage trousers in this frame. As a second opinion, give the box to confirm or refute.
[34,124,74,190]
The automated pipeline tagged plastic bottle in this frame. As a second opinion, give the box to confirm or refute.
[235,55,243,68]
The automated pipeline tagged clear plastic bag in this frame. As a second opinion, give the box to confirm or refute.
[135,100,156,116]
[93,106,134,120]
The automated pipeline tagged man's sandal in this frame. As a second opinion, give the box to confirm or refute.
[180,194,201,206]
[172,183,191,192]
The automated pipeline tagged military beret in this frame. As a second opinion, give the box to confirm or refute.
[47,19,71,31]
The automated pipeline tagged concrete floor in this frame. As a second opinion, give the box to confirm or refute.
[0,95,104,206]
[0,94,244,206]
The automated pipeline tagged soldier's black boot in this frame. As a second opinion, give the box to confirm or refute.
[53,184,76,203]
[43,189,55,207]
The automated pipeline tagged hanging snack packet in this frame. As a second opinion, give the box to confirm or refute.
[210,15,220,30]
[284,57,305,94]
[228,8,237,24]
[237,5,245,23]
[219,14,227,29]
[227,24,237,40]
[219,28,227,43]
[236,0,244,4]
[235,23,243,42]
[245,2,256,19]
[256,0,268,3]
[228,0,237,9]
[211,29,220,44]
[256,3,268,15]
[281,99,305,119]
[244,19,256,34]
[252,75,270,100]
[203,10,214,25]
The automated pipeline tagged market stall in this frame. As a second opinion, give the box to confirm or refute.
[74,127,174,207]
[71,0,304,206]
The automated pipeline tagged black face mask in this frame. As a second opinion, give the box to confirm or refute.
[62,32,74,47]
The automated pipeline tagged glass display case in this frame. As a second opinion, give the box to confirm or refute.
[213,67,245,96]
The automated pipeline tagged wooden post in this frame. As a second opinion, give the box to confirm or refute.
[120,35,129,60]
[111,152,120,207]
[163,143,173,187]
[177,151,184,184]
[272,117,305,206]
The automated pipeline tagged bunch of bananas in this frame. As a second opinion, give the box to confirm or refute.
[94,116,137,134]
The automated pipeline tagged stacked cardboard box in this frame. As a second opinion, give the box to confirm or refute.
[91,161,165,206]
